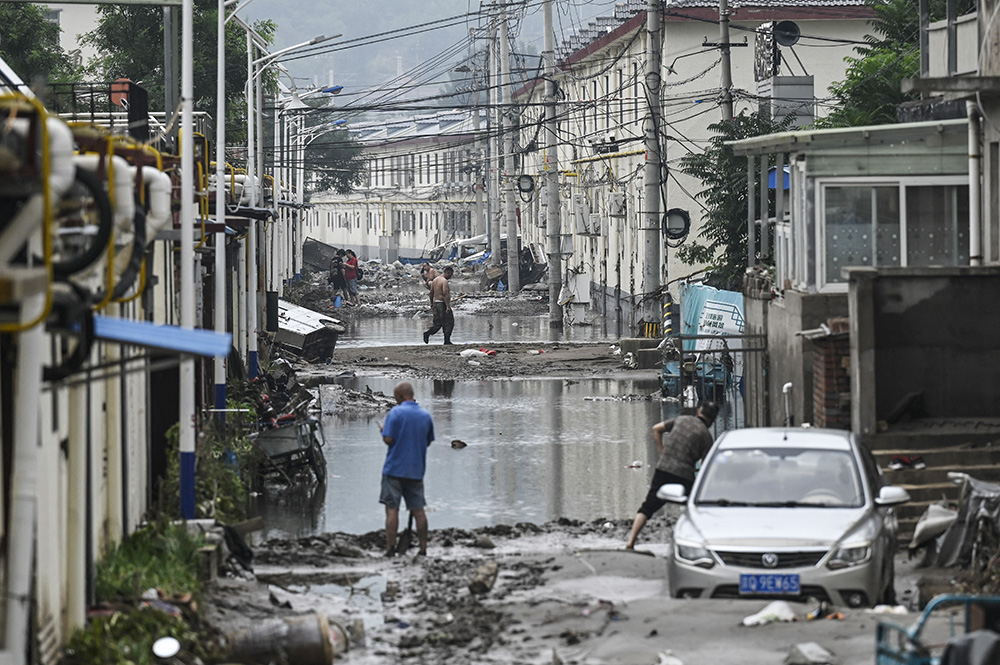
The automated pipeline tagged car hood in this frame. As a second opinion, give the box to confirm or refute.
[681,506,869,549]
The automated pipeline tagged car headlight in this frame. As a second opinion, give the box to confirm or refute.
[826,543,872,570]
[675,542,715,568]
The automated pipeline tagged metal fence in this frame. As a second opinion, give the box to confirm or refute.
[660,333,769,435]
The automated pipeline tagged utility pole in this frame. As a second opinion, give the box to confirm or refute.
[489,25,502,267]
[544,0,562,331]
[500,0,520,292]
[472,85,485,237]
[642,0,662,330]
[719,0,734,121]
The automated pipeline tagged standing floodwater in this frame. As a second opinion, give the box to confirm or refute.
[254,375,677,540]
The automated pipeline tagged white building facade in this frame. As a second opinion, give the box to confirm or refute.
[513,0,874,332]
[306,110,485,263]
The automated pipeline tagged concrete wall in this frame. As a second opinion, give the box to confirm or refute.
[766,290,849,426]
[849,267,1000,434]
[743,292,771,426]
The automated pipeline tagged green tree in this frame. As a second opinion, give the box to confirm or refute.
[818,0,975,128]
[82,1,273,129]
[0,3,78,84]
[300,113,367,196]
[677,112,791,291]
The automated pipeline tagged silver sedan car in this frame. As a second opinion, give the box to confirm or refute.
[658,427,910,608]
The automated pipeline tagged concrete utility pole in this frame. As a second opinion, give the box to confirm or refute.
[472,86,485,237]
[500,0,520,292]
[544,0,562,331]
[642,0,662,329]
[489,25,502,267]
[719,0,734,121]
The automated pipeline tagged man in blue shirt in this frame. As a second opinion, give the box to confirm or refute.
[379,381,435,556]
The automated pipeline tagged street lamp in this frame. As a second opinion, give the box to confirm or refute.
[251,34,340,71]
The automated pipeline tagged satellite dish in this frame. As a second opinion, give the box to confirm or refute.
[774,21,800,47]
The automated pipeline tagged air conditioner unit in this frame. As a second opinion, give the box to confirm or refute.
[572,192,591,235]
[588,213,602,236]
[609,191,626,218]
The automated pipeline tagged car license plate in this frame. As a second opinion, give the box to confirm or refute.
[739,573,800,595]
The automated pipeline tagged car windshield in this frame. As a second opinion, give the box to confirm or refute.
[695,447,865,508]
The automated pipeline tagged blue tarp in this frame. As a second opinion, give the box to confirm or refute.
[93,316,232,357]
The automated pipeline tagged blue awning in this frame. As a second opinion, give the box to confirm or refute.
[93,316,232,357]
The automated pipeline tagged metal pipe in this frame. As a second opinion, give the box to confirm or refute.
[179,0,196,519]
[967,100,982,266]
[2,292,44,663]
[215,0,228,418]
[66,384,86,631]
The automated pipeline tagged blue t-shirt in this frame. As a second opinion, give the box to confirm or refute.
[381,400,435,479]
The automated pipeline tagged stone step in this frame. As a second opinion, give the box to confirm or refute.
[873,447,1000,468]
[864,426,1000,452]
[881,464,1000,485]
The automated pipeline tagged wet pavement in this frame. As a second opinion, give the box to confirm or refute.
[253,375,672,540]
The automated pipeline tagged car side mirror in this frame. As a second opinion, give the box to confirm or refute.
[656,483,688,504]
[875,485,910,506]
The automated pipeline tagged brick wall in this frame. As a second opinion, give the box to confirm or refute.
[812,324,851,429]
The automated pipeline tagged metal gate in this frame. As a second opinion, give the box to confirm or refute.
[660,333,769,434]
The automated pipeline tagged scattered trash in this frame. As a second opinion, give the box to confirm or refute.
[528,349,544,355]
[889,454,925,470]
[468,360,481,366]
[784,641,837,664]
[478,347,497,356]
[602,521,614,529]
[468,560,499,595]
[511,322,518,326]
[623,352,638,369]
[806,601,840,620]
[742,600,798,626]
[907,501,958,550]
[866,605,909,615]
[451,439,468,449]
[460,349,489,358]
[472,535,496,549]
[626,460,644,469]
[657,650,686,665]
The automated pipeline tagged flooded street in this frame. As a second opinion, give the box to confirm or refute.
[255,374,673,540]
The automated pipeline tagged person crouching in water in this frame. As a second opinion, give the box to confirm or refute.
[423,266,454,345]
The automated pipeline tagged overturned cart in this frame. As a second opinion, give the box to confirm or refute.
[251,417,327,485]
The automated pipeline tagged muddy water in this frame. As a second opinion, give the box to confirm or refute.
[254,375,678,540]
[336,310,619,347]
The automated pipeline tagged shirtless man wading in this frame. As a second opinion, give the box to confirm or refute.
[423,266,454,345]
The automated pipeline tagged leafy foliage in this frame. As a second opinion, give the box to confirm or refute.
[677,112,792,291]
[0,4,80,84]
[94,519,204,602]
[301,115,368,195]
[81,0,274,126]
[818,0,975,128]
[159,422,259,523]
[64,606,222,665]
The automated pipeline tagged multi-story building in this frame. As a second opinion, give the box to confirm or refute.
[306,109,486,263]
[512,0,873,332]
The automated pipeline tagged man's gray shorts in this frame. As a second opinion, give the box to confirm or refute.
[380,475,426,510]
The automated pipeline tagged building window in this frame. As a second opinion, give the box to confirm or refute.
[818,179,969,288]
